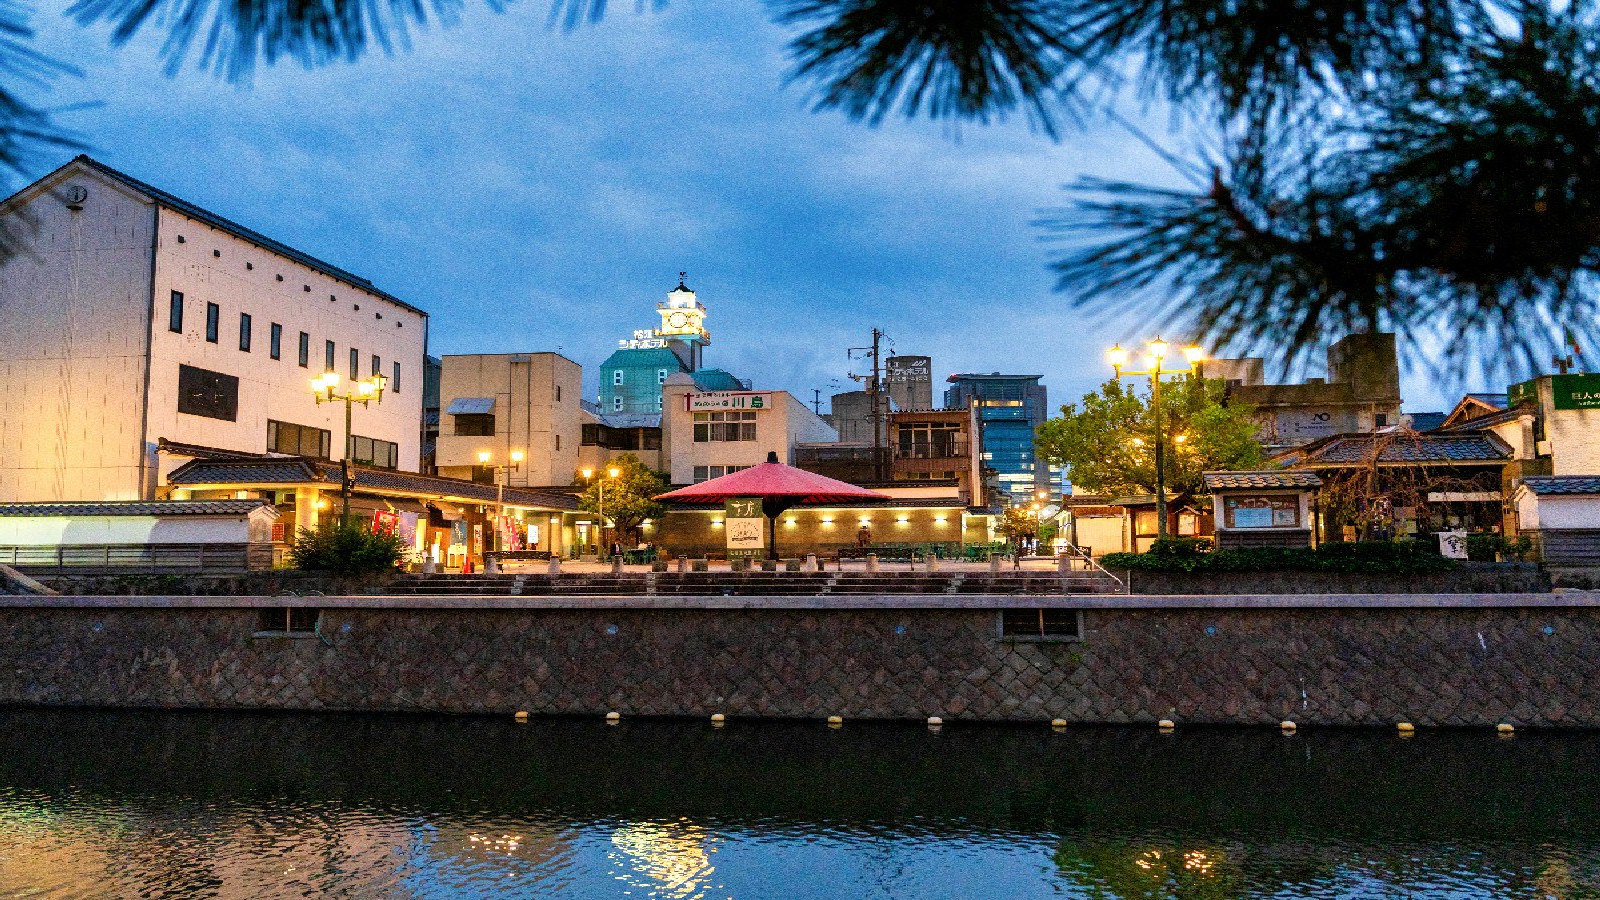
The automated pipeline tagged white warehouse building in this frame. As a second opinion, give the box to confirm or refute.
[0,156,428,502]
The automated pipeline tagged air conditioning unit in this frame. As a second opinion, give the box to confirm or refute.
[1536,440,1553,456]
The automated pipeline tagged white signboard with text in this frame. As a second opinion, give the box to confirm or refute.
[689,392,773,412]
[724,498,765,558]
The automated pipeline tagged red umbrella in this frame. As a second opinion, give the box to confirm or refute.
[657,451,890,559]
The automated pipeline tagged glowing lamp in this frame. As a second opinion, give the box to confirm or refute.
[1183,345,1206,364]
[607,467,621,478]
[477,451,491,465]
[581,468,594,479]
[1106,345,1129,368]
[510,450,526,464]
[1148,337,1169,359]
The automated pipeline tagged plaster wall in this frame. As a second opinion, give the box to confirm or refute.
[435,353,582,487]
[662,380,839,485]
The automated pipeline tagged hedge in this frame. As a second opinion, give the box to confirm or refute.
[1102,537,1457,575]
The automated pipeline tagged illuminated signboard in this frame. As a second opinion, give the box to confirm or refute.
[1552,374,1600,410]
[617,328,668,350]
[688,392,773,412]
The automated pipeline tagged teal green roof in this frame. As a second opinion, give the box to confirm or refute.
[599,347,686,370]
[691,369,745,390]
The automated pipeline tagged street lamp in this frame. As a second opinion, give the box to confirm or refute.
[478,449,525,555]
[311,371,387,524]
[580,466,622,555]
[1107,337,1206,540]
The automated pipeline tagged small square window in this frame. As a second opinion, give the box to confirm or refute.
[613,370,624,385]
[256,607,320,636]
[999,609,1082,641]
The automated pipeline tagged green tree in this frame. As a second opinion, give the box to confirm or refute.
[288,520,410,576]
[576,453,668,544]
[1034,376,1264,502]
[996,505,1040,551]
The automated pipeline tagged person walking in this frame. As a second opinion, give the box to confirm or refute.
[856,524,872,548]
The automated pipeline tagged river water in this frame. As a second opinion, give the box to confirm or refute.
[0,709,1596,898]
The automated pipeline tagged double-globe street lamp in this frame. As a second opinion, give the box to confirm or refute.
[580,466,621,555]
[477,449,526,558]
[1106,338,1206,540]
[311,371,387,524]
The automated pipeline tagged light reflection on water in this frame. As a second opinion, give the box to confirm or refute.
[0,710,1597,898]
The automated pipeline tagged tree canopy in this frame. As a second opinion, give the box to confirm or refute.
[576,453,667,540]
[1034,376,1264,501]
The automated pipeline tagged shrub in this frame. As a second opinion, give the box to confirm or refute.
[1102,540,1456,575]
[1465,533,1534,562]
[288,522,410,576]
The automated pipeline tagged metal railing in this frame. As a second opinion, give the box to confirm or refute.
[0,543,276,573]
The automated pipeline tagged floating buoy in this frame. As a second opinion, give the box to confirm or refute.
[1497,722,1515,734]
[1158,719,1176,730]
[605,711,621,723]
[1050,718,1068,728]
[927,716,944,727]
[710,713,726,726]
[827,715,844,726]
[1397,722,1415,734]
[1280,720,1297,732]
[513,710,529,722]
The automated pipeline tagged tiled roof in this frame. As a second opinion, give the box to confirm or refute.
[1405,412,1447,432]
[666,497,964,511]
[166,458,580,510]
[63,156,424,317]
[1438,406,1526,432]
[156,438,271,460]
[0,500,276,517]
[1204,470,1323,490]
[1519,476,1600,496]
[1288,433,1511,466]
[600,413,662,429]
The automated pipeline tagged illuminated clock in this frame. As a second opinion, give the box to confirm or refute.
[668,311,690,329]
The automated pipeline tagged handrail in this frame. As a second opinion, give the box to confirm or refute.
[1062,544,1127,594]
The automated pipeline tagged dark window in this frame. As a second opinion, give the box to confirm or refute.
[256,607,319,635]
[392,361,401,394]
[470,465,495,484]
[999,609,1082,640]
[555,385,562,402]
[371,354,381,379]
[205,303,219,343]
[177,364,239,421]
[692,411,757,442]
[325,340,335,372]
[349,348,359,379]
[351,435,399,469]
[582,423,602,446]
[238,313,252,352]
[454,414,495,436]
[267,420,332,458]
[642,429,662,450]
[298,333,310,367]
[269,323,282,360]
[168,291,183,333]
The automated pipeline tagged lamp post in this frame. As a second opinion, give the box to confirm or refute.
[311,371,386,524]
[580,466,622,555]
[477,449,525,555]
[1107,338,1206,540]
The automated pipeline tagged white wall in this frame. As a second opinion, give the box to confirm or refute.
[1519,492,1600,530]
[0,514,258,545]
[661,379,839,484]
[0,167,156,501]
[146,206,427,475]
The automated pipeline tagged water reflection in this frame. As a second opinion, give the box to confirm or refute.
[0,709,1597,897]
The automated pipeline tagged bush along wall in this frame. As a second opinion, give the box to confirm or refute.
[1102,538,1457,575]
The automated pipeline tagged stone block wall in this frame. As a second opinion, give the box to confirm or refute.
[0,600,1596,727]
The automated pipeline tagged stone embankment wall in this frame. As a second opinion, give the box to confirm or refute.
[1,595,1596,728]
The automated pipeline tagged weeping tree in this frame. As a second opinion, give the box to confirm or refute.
[7,0,1600,370]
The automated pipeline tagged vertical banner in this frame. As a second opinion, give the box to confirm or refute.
[725,498,765,559]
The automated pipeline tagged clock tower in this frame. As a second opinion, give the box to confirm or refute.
[656,273,710,370]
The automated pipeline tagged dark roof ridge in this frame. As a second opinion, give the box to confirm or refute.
[65,155,425,318]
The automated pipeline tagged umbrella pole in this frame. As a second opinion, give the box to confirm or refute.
[768,513,778,561]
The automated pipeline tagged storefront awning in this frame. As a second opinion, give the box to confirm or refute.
[446,397,496,415]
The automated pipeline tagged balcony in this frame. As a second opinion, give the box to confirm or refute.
[894,438,969,461]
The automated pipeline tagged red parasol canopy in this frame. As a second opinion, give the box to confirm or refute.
[656,452,890,505]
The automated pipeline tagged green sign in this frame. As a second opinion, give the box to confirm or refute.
[1552,374,1600,410]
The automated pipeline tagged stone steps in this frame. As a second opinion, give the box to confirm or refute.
[386,570,1125,597]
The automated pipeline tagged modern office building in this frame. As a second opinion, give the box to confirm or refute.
[0,155,428,502]
[944,373,1047,506]
[434,353,583,489]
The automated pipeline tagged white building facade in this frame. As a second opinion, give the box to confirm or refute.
[435,352,583,488]
[0,156,427,501]
[660,375,838,484]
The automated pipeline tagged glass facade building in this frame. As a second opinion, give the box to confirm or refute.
[944,374,1047,507]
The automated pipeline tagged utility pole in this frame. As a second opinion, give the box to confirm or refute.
[848,328,886,481]
[811,389,823,415]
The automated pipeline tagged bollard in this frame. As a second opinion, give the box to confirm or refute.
[692,559,708,572]
[926,554,940,573]
[485,555,501,575]
[422,557,436,575]
[784,558,801,572]
[1058,553,1071,576]
[803,554,818,573]
[866,554,879,573]
[547,556,561,575]
[990,554,1002,574]
[677,555,688,575]
[761,559,777,572]
[611,555,624,575]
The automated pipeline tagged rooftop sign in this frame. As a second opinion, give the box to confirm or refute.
[1552,373,1600,410]
[688,391,773,412]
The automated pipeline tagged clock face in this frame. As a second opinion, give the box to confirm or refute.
[669,312,690,328]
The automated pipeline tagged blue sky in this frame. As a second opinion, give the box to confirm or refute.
[19,0,1468,414]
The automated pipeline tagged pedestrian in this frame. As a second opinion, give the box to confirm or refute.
[857,524,872,548]
[610,540,623,560]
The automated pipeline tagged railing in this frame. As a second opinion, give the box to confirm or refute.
[1059,543,1127,593]
[893,440,969,460]
[0,543,276,573]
